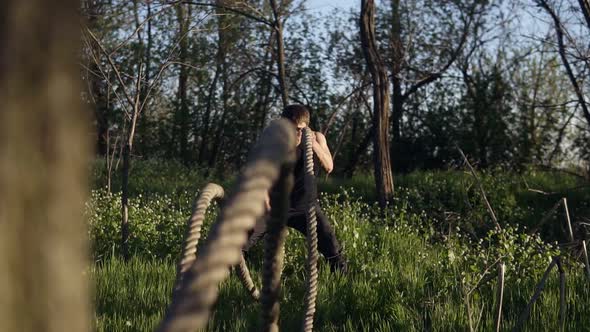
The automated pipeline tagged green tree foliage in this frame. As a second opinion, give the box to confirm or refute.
[458,64,514,168]
[82,0,589,177]
[513,56,573,167]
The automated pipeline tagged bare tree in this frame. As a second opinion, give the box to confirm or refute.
[83,0,110,155]
[176,2,191,164]
[577,0,590,29]
[361,0,395,210]
[84,3,188,259]
[270,0,289,106]
[536,0,590,130]
[388,0,483,143]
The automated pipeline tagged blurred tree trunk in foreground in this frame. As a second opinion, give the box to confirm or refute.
[0,1,91,332]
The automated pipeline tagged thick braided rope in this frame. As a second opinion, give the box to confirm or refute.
[174,183,260,300]
[157,119,296,332]
[301,128,319,332]
[173,183,224,292]
[237,253,260,300]
[173,182,260,301]
[260,165,293,332]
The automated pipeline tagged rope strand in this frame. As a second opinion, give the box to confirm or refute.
[302,128,319,332]
[260,164,293,332]
[173,183,224,292]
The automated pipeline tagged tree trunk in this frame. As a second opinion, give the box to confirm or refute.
[390,0,404,143]
[578,0,590,29]
[198,66,220,164]
[85,0,109,155]
[93,78,109,155]
[206,0,230,170]
[391,84,403,170]
[256,30,276,134]
[121,98,140,261]
[391,86,403,141]
[270,0,289,106]
[199,0,227,166]
[207,103,228,170]
[146,1,152,93]
[121,143,131,260]
[345,125,374,177]
[176,3,191,164]
[207,62,229,170]
[0,1,91,331]
[137,0,153,152]
[360,0,395,210]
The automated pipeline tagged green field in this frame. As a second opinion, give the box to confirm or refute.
[89,160,590,331]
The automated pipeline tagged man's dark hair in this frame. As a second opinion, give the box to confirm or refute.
[281,104,310,125]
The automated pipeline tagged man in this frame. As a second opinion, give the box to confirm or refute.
[244,104,347,273]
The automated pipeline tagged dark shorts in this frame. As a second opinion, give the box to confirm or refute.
[243,202,346,272]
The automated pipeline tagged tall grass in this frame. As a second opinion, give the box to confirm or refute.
[93,229,589,331]
[90,159,590,331]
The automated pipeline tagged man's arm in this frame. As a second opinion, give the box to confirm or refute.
[312,131,333,173]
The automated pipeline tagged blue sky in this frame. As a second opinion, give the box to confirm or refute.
[305,0,357,14]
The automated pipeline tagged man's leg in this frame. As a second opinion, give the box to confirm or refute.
[286,205,347,273]
[313,204,347,273]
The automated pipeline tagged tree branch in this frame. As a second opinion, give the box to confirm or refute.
[322,81,371,135]
[537,0,590,130]
[402,3,478,100]
[577,0,590,30]
[168,1,272,26]
[84,28,135,115]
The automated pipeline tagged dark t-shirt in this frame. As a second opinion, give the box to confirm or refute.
[290,143,320,212]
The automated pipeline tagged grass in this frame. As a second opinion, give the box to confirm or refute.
[92,233,590,331]
[89,159,590,331]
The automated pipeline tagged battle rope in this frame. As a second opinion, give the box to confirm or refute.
[237,253,260,300]
[157,119,296,332]
[171,180,261,302]
[301,128,319,332]
[173,183,224,292]
[260,164,293,332]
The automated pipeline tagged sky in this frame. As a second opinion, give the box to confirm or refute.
[305,0,357,14]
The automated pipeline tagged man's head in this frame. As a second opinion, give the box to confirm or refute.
[281,104,310,145]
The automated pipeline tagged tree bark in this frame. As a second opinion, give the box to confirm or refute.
[206,0,230,170]
[198,66,220,164]
[177,3,191,164]
[121,67,142,261]
[198,0,228,166]
[256,30,277,134]
[390,0,403,167]
[360,0,395,210]
[390,0,404,143]
[0,1,91,331]
[577,0,590,30]
[137,0,153,152]
[85,0,109,155]
[121,142,131,260]
[270,0,289,106]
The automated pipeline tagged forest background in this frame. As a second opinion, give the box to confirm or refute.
[83,0,590,188]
